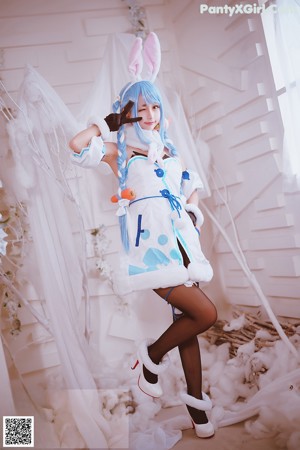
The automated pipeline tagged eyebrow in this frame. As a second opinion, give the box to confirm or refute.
[139,102,159,107]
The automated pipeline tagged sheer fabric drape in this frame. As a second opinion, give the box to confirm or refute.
[7,68,110,448]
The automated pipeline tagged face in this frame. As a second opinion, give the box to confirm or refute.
[137,95,161,130]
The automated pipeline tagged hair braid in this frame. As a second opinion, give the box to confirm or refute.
[116,124,129,252]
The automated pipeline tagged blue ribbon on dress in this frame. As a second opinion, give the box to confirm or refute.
[160,189,182,217]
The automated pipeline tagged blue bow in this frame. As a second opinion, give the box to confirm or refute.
[160,189,182,217]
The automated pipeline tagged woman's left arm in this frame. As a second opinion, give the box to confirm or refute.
[187,189,199,206]
[180,159,204,231]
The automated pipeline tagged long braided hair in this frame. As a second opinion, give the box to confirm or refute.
[113,80,178,252]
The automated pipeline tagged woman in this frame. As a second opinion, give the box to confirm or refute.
[69,77,217,438]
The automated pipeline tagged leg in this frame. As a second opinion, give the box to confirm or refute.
[178,336,208,424]
[150,284,217,363]
[145,284,216,424]
[143,284,216,384]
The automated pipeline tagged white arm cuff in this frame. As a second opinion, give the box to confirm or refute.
[185,203,204,227]
[70,136,106,168]
[87,116,111,141]
[181,169,204,200]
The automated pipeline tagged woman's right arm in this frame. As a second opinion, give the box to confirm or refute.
[69,125,119,173]
[69,101,139,170]
[69,125,100,153]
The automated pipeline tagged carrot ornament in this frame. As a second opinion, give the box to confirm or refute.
[111,188,136,203]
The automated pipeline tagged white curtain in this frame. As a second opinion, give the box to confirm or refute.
[274,0,300,191]
[6,68,110,449]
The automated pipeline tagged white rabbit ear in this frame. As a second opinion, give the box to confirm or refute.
[128,37,143,81]
[143,32,161,82]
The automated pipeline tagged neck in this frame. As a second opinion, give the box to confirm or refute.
[125,125,166,165]
[127,145,148,155]
[125,125,161,150]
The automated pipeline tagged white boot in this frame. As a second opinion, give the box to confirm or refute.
[180,391,215,438]
[132,339,170,398]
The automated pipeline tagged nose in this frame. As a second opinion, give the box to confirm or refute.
[146,106,153,119]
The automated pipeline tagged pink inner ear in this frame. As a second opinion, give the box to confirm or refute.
[143,32,161,82]
[128,37,143,80]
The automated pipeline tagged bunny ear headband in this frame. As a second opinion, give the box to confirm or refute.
[128,31,161,82]
[119,32,161,104]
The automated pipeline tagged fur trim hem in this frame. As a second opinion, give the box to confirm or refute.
[180,391,212,411]
[112,262,213,296]
[187,261,213,283]
[138,339,170,375]
[112,265,189,295]
[87,116,111,140]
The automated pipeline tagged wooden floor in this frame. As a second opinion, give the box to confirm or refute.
[10,375,280,449]
[157,406,279,450]
[173,423,277,450]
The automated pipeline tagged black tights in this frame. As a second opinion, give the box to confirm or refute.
[145,284,217,424]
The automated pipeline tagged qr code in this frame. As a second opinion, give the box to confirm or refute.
[3,416,34,447]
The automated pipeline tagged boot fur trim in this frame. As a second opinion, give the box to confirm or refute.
[180,391,212,411]
[138,339,170,375]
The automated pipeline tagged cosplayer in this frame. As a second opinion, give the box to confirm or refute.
[69,32,217,438]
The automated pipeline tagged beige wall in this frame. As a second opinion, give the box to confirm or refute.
[165,0,300,319]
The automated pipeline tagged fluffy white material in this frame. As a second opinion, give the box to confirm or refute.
[184,202,204,227]
[170,209,185,229]
[138,339,170,375]
[223,314,246,331]
[112,264,189,295]
[27,324,300,450]
[187,261,213,283]
[180,391,212,411]
[255,329,275,340]
[87,115,111,140]
[236,339,256,362]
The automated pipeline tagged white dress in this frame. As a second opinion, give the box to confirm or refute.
[70,129,213,294]
[113,153,213,294]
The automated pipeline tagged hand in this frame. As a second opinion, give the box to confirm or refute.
[104,101,142,132]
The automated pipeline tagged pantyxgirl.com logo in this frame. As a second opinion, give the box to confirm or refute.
[199,3,266,16]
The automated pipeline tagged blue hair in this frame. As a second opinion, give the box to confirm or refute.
[120,81,177,156]
[113,81,177,252]
[115,122,129,252]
